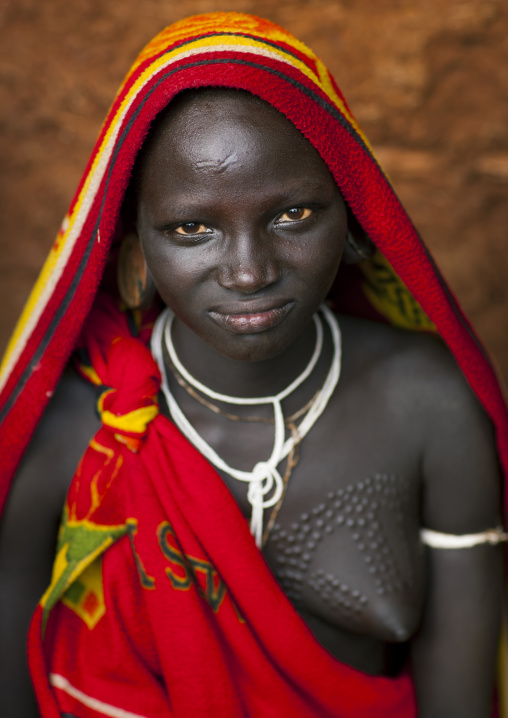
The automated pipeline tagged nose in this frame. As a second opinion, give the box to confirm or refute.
[217,232,280,294]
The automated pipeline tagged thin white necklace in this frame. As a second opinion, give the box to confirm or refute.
[151,305,342,548]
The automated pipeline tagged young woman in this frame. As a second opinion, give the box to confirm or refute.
[0,12,506,718]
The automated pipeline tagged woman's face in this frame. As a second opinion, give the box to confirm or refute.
[136,91,347,362]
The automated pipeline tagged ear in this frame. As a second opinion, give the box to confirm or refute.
[342,229,376,264]
[117,232,157,309]
[342,206,376,264]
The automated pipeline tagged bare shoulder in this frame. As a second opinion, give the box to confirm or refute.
[339,315,502,532]
[2,366,100,536]
[339,313,491,418]
[339,313,472,394]
[0,370,100,718]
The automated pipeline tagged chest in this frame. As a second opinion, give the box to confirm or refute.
[202,393,427,649]
[160,351,429,659]
[263,468,425,646]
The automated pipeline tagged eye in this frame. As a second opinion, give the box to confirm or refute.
[276,207,313,224]
[174,222,212,236]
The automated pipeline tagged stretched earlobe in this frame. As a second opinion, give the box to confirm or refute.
[342,228,376,265]
[117,232,156,309]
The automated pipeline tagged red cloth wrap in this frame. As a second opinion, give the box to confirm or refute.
[29,298,416,717]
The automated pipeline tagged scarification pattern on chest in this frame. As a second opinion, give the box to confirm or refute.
[267,473,416,626]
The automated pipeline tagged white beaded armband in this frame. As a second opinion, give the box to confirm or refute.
[420,526,508,549]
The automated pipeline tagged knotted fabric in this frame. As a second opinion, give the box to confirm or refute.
[76,294,160,452]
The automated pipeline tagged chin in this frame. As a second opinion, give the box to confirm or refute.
[170,304,317,365]
[209,332,294,363]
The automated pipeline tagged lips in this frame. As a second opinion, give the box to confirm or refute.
[208,301,294,334]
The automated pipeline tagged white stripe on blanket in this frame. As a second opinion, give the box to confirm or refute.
[50,673,148,718]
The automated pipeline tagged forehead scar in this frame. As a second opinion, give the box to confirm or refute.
[195,152,239,173]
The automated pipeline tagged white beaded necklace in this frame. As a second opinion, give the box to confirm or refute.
[151,304,342,548]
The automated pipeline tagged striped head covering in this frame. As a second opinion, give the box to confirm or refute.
[0,11,507,514]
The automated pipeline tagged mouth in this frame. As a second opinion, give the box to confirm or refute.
[208,301,294,334]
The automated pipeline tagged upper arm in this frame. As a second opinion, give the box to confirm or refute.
[412,346,504,718]
[421,352,502,533]
[0,367,100,717]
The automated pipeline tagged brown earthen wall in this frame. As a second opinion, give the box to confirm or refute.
[1,0,507,384]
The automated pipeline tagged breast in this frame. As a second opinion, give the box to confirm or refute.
[263,472,426,644]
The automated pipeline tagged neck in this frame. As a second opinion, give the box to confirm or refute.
[170,315,319,400]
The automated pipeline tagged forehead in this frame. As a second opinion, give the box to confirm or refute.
[135,89,335,197]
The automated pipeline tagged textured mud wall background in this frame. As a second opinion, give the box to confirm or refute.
[1,0,507,383]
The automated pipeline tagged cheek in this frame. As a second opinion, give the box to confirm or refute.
[148,262,196,311]
[303,201,347,279]
[140,236,204,304]
[294,232,345,294]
